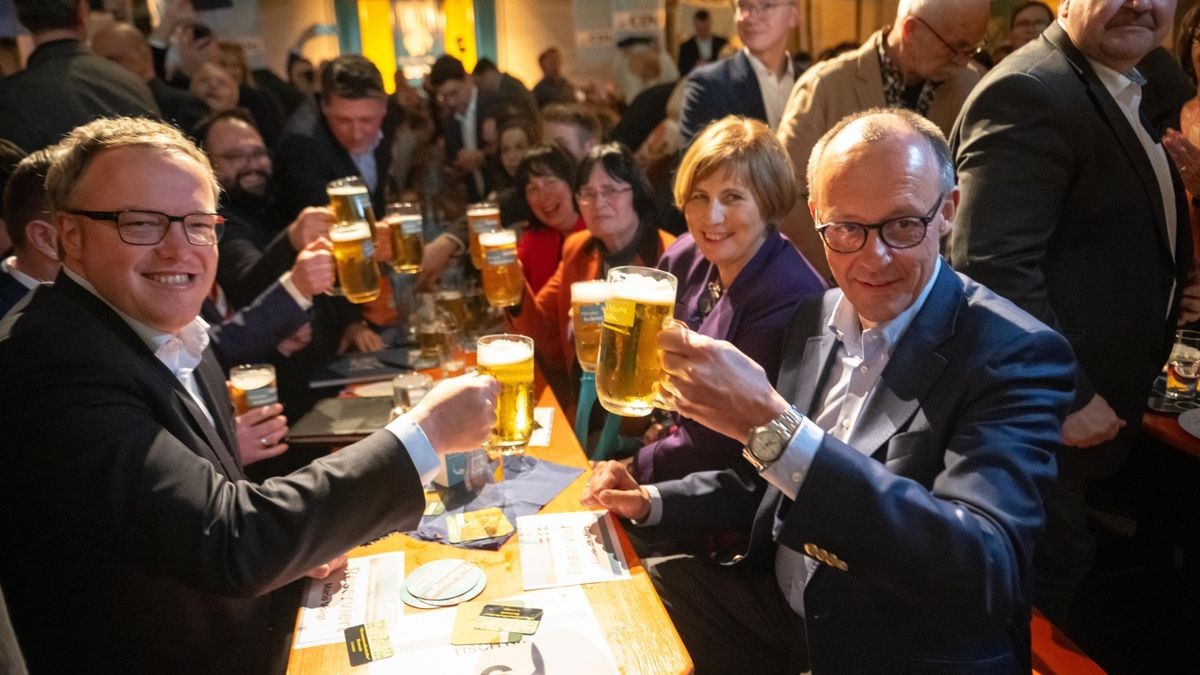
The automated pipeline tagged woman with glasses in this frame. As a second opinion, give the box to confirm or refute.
[509,144,585,293]
[508,143,675,409]
[630,116,825,483]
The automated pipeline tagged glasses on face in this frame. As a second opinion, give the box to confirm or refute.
[212,147,270,165]
[912,16,983,61]
[68,209,224,246]
[815,192,945,254]
[734,0,791,19]
[577,185,633,204]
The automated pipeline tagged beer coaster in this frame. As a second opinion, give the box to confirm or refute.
[401,575,486,609]
[403,560,486,603]
[1179,409,1200,439]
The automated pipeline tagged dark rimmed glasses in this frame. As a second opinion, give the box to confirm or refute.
[815,192,945,253]
[912,16,984,61]
[68,209,224,246]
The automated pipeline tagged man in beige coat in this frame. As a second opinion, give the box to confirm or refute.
[777,0,987,279]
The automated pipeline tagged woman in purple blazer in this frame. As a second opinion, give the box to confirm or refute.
[632,116,826,483]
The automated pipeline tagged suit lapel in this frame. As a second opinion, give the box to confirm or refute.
[732,52,768,121]
[847,267,957,458]
[194,350,243,475]
[1046,24,1173,263]
[777,291,840,416]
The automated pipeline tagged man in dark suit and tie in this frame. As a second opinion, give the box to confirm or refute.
[679,0,798,147]
[677,10,728,77]
[0,116,499,673]
[430,55,499,203]
[584,109,1075,672]
[274,54,397,222]
[950,0,1189,625]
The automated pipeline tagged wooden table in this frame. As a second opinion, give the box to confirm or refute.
[285,378,693,674]
[1031,610,1104,675]
[1141,410,1200,461]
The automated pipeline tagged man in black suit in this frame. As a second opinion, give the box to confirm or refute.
[0,116,498,673]
[1,149,60,318]
[430,54,499,202]
[585,109,1075,672]
[951,0,1189,624]
[275,54,396,221]
[532,47,576,109]
[678,0,797,147]
[91,21,209,136]
[0,0,159,151]
[677,9,728,77]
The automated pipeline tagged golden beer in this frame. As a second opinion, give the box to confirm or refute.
[596,267,677,417]
[476,334,535,453]
[417,327,442,361]
[467,202,500,269]
[480,229,523,308]
[435,289,471,330]
[327,177,377,231]
[571,280,610,373]
[329,221,381,303]
[229,364,277,415]
[385,202,423,274]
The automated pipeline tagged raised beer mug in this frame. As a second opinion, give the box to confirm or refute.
[476,334,535,457]
[570,280,610,373]
[480,229,523,308]
[466,201,500,269]
[385,201,423,274]
[327,220,381,303]
[595,266,677,417]
[326,176,377,231]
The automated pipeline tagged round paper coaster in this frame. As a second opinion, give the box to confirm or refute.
[401,575,486,609]
[404,560,485,602]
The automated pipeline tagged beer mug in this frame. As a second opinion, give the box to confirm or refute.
[571,280,610,373]
[229,364,277,415]
[326,176,377,231]
[436,288,471,332]
[385,201,423,274]
[595,266,677,417]
[328,220,381,303]
[1166,330,1200,399]
[479,229,523,308]
[476,334,535,456]
[466,201,500,269]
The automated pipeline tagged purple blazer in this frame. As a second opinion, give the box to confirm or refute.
[633,231,826,483]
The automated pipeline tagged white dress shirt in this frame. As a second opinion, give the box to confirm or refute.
[455,86,486,197]
[1,256,40,291]
[744,48,795,131]
[349,131,384,194]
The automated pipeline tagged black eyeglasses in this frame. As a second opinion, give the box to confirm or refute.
[815,192,945,253]
[68,209,224,246]
[912,16,983,60]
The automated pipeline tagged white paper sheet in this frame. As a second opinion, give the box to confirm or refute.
[368,586,618,674]
[517,511,631,590]
[293,552,405,648]
[529,406,554,447]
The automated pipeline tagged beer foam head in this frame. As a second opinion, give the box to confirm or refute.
[436,289,463,300]
[479,229,517,247]
[477,336,533,366]
[468,203,500,216]
[330,220,372,241]
[571,280,611,303]
[327,185,369,196]
[609,272,676,305]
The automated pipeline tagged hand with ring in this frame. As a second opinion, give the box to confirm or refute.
[1163,128,1200,194]
[235,402,290,465]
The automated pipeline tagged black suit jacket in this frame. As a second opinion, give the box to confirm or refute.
[0,274,426,673]
[679,50,766,146]
[951,23,1190,429]
[677,34,727,76]
[149,77,209,137]
[0,39,160,151]
[649,267,1075,672]
[274,100,396,221]
[0,270,29,319]
[440,88,500,202]
[217,194,297,309]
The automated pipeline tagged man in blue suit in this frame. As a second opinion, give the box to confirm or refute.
[678,0,799,146]
[584,109,1075,672]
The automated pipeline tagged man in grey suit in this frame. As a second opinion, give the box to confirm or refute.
[585,109,1075,672]
[0,117,498,673]
[950,0,1189,624]
[0,0,159,151]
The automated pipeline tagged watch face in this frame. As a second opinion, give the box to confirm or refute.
[752,427,784,462]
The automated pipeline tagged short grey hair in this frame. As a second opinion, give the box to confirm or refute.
[806,107,955,202]
[45,116,220,212]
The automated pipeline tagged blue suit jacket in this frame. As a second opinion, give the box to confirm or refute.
[679,50,767,146]
[633,232,825,482]
[650,266,1076,672]
[205,281,310,371]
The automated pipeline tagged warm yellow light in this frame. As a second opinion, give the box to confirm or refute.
[358,0,397,93]
[441,0,478,71]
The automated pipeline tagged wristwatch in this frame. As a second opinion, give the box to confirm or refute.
[743,406,805,471]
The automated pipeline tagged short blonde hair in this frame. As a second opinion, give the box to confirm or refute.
[674,116,797,225]
[45,116,220,211]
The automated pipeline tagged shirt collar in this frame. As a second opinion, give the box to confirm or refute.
[350,130,384,160]
[743,47,793,82]
[1086,55,1144,102]
[62,266,211,362]
[2,256,41,290]
[455,85,479,123]
[827,257,943,356]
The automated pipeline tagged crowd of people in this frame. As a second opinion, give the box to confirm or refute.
[0,0,1196,672]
